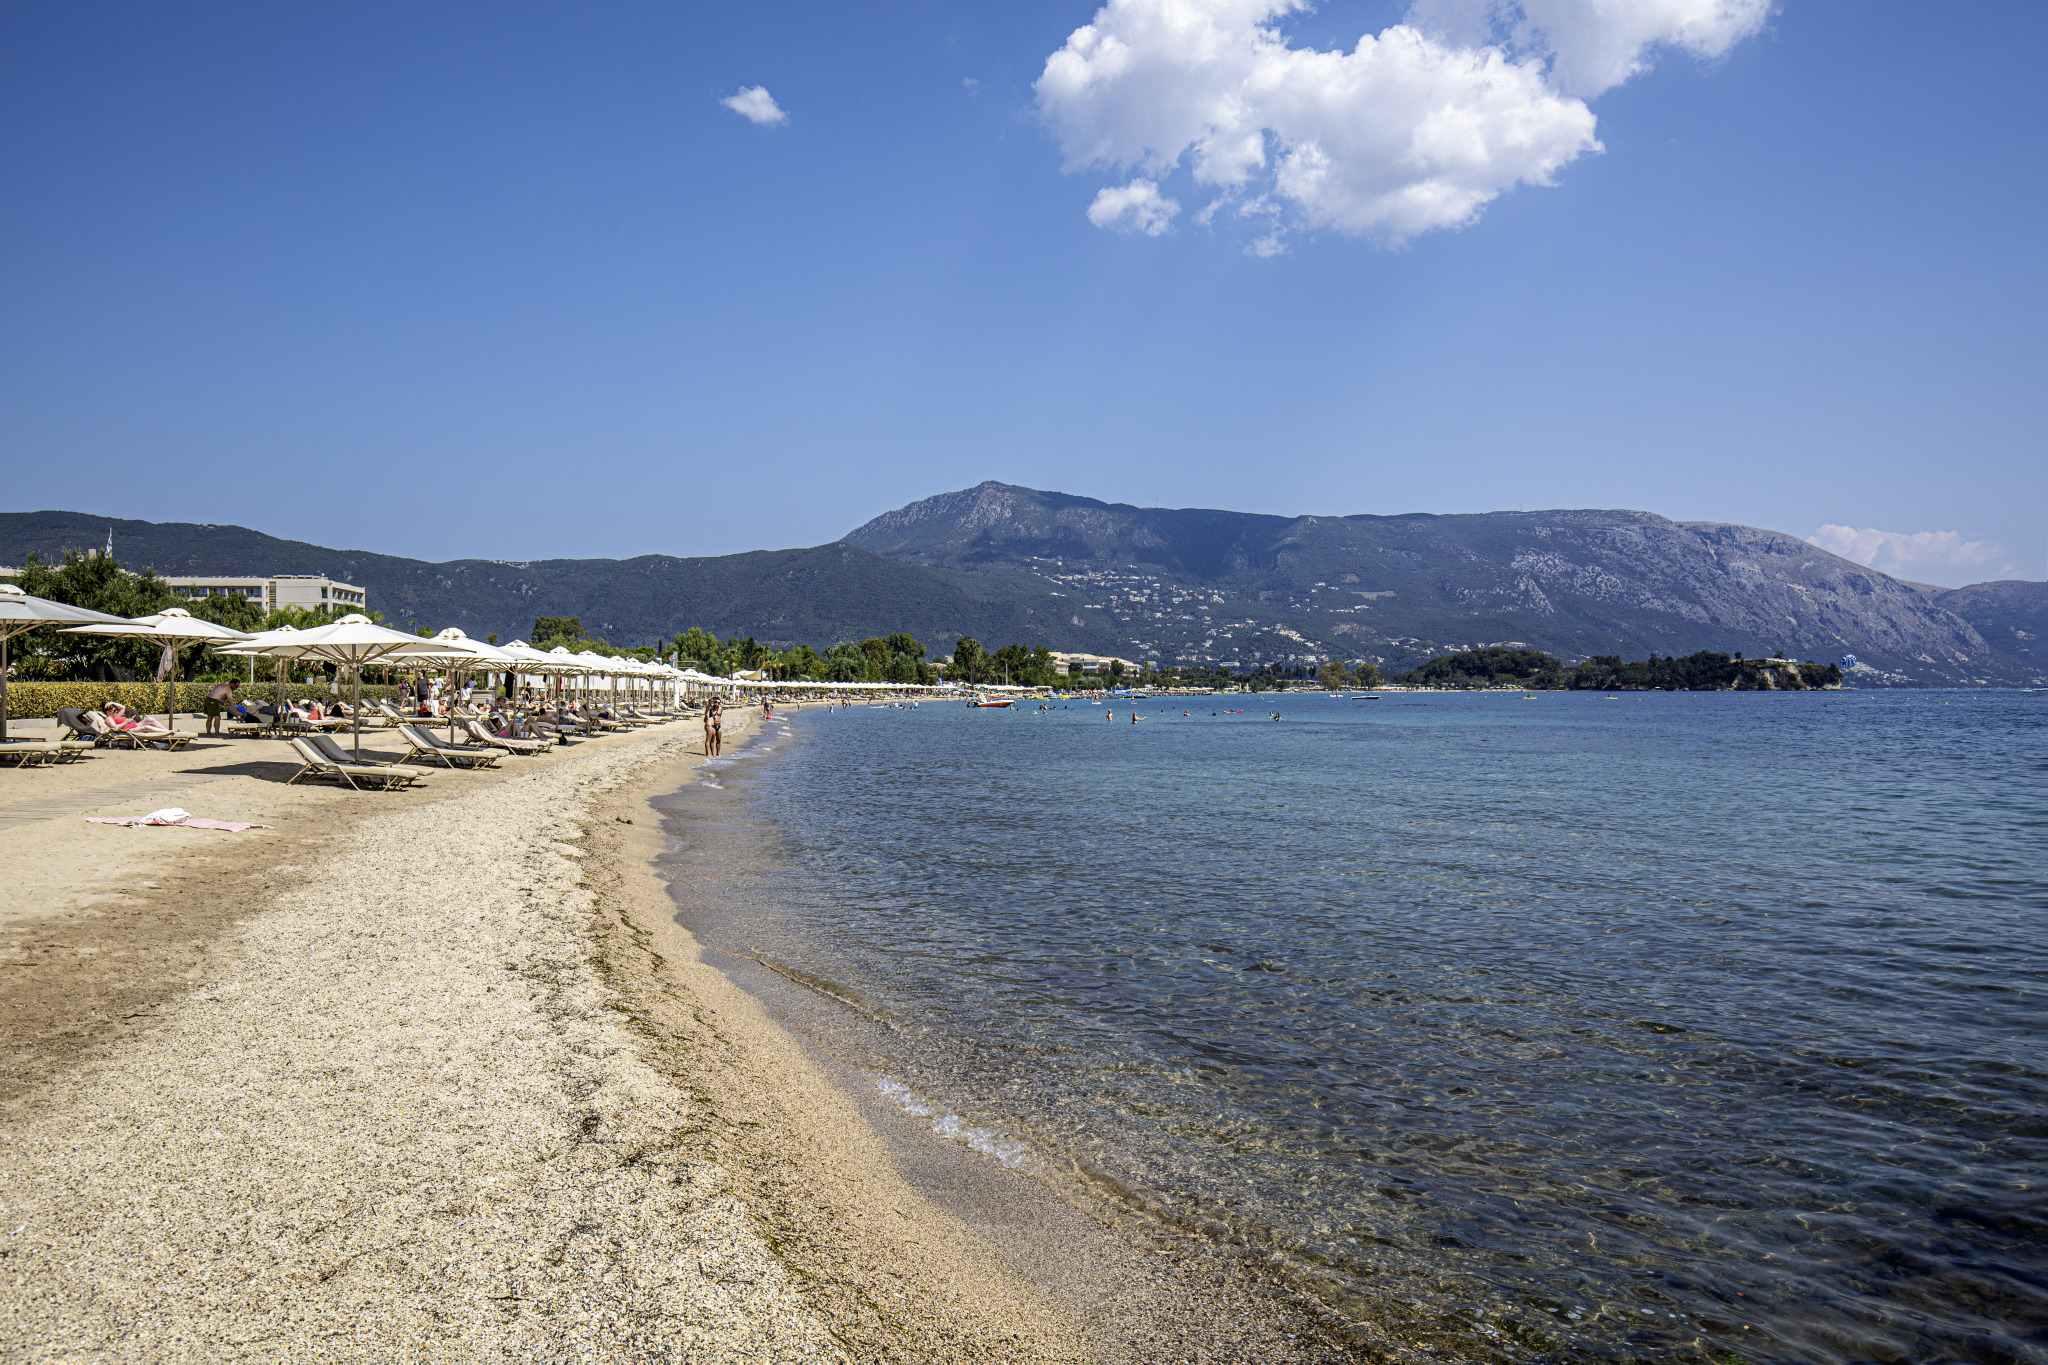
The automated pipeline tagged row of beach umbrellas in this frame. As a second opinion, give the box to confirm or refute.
[0,585,969,754]
[0,594,709,758]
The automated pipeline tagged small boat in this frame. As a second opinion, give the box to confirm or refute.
[973,697,1014,708]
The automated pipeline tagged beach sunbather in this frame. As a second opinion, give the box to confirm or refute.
[104,703,171,735]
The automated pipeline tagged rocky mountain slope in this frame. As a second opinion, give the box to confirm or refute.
[847,483,2032,685]
[1919,579,2048,684]
[6,494,2035,684]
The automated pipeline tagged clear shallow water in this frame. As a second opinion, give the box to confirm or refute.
[660,693,2048,1363]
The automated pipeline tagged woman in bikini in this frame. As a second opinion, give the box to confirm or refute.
[103,703,171,736]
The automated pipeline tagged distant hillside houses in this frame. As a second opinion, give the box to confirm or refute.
[1051,651,1143,675]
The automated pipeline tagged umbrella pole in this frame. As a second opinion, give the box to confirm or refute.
[352,662,363,760]
[1,634,9,744]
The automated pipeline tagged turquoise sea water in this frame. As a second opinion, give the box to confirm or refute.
[658,691,2047,1363]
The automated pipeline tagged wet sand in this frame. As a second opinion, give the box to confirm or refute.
[600,713,1381,1364]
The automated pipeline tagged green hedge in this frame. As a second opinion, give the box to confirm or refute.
[0,681,401,719]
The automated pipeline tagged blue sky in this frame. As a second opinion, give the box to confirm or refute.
[1,1,2041,587]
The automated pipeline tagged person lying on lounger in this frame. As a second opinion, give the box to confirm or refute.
[103,703,172,735]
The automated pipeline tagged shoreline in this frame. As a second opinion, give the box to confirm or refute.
[0,703,1377,1360]
[610,706,1381,1363]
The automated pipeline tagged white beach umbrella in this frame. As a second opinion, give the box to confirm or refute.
[496,639,572,672]
[571,650,615,711]
[401,626,519,668]
[496,640,590,706]
[611,655,657,710]
[550,646,597,704]
[217,623,302,722]
[0,583,132,743]
[220,613,447,757]
[405,628,522,739]
[62,606,254,732]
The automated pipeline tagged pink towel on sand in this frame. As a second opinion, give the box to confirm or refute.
[86,812,271,831]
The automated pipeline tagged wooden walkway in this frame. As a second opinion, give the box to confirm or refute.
[0,771,239,832]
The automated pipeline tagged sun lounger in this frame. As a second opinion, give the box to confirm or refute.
[0,741,60,767]
[83,712,194,751]
[395,724,501,769]
[30,715,94,761]
[80,711,143,749]
[306,732,466,779]
[286,736,429,790]
[461,719,548,755]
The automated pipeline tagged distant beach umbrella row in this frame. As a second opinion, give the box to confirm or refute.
[3,591,986,751]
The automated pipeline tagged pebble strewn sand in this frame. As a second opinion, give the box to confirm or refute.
[1,729,840,1361]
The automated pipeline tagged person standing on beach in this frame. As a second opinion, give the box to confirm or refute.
[202,677,238,735]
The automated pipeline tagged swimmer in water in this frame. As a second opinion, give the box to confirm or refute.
[1131,711,1139,724]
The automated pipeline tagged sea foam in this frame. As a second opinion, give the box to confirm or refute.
[875,1075,1034,1170]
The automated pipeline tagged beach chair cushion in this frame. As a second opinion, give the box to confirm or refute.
[289,737,427,789]
[462,719,544,754]
[396,724,496,768]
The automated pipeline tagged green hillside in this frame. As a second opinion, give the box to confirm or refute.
[0,510,1100,655]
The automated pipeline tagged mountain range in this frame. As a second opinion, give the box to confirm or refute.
[3,487,2041,685]
[844,484,2046,686]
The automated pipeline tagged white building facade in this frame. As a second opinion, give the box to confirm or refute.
[164,574,366,613]
[1050,651,1142,676]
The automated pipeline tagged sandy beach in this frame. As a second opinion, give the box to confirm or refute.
[0,708,1360,1362]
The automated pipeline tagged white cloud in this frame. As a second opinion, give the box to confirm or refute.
[1810,525,2012,586]
[1087,178,1182,234]
[721,85,788,126]
[1411,0,1771,97]
[1037,0,1769,246]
